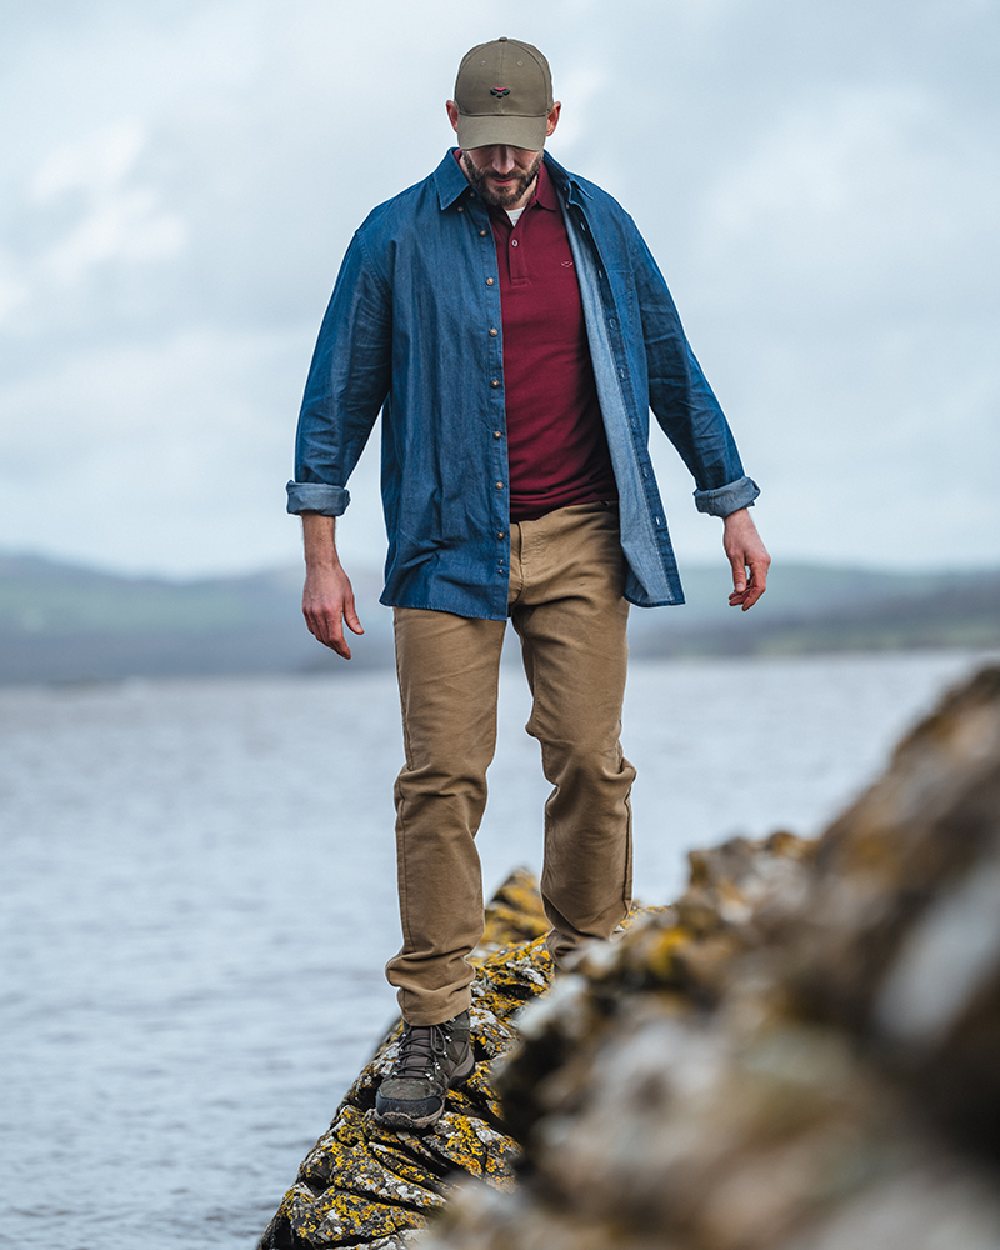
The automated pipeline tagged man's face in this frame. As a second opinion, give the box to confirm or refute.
[460,145,543,211]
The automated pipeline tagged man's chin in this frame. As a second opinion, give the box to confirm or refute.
[486,181,517,203]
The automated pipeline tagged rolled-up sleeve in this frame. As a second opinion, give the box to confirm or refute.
[693,474,760,517]
[284,482,351,516]
[286,226,390,516]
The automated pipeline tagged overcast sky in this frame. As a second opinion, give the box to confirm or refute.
[1,0,997,578]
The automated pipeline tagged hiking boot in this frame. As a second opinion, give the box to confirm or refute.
[374,1010,475,1131]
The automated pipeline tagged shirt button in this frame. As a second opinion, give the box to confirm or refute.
[510,239,519,247]
[497,530,505,539]
[495,481,504,490]
[457,205,464,213]
[493,430,502,438]
[489,327,498,337]
[490,379,500,388]
[486,277,495,286]
[479,229,488,237]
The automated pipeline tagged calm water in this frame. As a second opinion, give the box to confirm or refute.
[0,651,991,1248]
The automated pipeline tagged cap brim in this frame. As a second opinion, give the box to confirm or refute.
[456,113,548,152]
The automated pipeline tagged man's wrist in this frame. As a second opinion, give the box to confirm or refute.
[305,557,343,574]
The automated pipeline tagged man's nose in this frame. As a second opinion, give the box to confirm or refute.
[491,146,515,174]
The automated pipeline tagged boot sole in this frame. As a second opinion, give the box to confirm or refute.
[374,1050,476,1133]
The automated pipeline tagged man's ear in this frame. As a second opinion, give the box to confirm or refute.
[545,101,562,139]
[445,100,460,134]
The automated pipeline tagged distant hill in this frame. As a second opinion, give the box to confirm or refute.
[1,550,997,685]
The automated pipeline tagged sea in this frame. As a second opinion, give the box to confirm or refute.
[0,650,994,1249]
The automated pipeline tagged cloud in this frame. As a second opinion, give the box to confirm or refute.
[0,0,997,575]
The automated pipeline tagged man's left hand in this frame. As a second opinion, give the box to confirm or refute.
[723,508,770,611]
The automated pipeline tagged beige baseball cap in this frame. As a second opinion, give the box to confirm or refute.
[453,37,554,151]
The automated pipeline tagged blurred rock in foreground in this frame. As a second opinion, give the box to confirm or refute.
[260,665,1000,1250]
[424,665,1000,1250]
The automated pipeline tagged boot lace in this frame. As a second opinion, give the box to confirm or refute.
[392,1022,449,1080]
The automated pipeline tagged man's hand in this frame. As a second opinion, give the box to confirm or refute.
[723,508,770,611]
[299,513,364,660]
[302,563,365,659]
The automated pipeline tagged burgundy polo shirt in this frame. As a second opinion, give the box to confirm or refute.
[459,154,617,522]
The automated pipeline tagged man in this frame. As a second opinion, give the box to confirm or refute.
[287,37,770,1131]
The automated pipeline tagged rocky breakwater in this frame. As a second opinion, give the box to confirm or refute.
[257,868,559,1249]
[425,664,1000,1250]
[260,663,1000,1250]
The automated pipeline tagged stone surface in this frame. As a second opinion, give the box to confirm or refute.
[419,665,1000,1250]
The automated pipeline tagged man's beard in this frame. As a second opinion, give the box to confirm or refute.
[461,151,543,209]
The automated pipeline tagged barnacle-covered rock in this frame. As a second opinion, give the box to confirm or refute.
[422,665,1000,1250]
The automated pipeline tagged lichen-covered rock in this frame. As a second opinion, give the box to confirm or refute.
[421,665,1000,1250]
[257,867,554,1250]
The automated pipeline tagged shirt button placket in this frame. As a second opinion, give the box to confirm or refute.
[485,263,505,584]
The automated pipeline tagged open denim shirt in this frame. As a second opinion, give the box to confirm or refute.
[287,150,759,619]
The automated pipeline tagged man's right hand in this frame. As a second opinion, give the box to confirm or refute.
[302,564,365,660]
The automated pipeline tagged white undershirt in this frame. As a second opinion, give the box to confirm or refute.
[506,207,525,225]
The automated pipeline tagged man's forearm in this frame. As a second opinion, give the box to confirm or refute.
[301,513,341,570]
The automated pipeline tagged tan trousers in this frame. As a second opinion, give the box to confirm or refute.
[386,501,636,1025]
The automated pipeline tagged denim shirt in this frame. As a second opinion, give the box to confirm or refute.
[287,149,759,618]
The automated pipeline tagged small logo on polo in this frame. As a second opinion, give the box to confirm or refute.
[490,85,511,98]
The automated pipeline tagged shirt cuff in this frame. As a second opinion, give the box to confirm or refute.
[285,482,350,516]
[693,475,760,518]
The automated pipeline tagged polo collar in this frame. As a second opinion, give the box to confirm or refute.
[531,159,558,211]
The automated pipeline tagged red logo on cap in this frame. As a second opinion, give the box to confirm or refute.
[490,85,511,98]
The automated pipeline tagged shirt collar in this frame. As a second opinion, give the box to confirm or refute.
[434,148,472,210]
